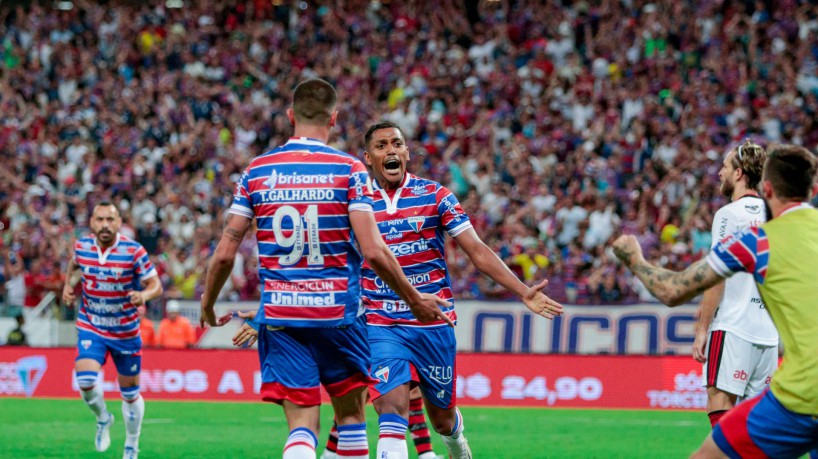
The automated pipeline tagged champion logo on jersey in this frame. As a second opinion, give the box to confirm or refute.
[408,216,425,233]
[81,340,92,350]
[385,226,402,241]
[131,364,138,373]
[375,366,390,383]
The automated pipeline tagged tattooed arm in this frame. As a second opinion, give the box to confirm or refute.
[612,235,724,307]
[200,214,252,326]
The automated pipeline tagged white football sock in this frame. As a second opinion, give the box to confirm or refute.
[81,384,108,421]
[377,414,409,459]
[337,422,368,459]
[121,394,144,449]
[283,427,317,459]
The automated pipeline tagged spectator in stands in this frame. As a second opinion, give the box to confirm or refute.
[138,305,156,348]
[157,300,196,349]
[3,250,25,317]
[5,313,27,346]
[1,1,817,306]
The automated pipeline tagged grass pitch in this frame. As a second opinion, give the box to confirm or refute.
[0,398,710,458]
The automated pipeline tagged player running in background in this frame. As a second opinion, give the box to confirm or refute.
[613,144,818,458]
[692,140,778,428]
[358,121,562,459]
[200,80,449,459]
[62,201,163,459]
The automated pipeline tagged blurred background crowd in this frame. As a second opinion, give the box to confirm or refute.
[2,0,818,323]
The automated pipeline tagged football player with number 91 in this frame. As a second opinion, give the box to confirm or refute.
[200,79,448,459]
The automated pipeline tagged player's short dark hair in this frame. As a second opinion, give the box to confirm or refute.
[764,144,818,200]
[731,139,766,191]
[364,121,405,147]
[93,200,121,216]
[292,79,337,125]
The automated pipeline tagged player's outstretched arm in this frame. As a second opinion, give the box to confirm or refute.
[349,210,453,326]
[454,228,563,319]
[200,214,251,327]
[613,235,723,307]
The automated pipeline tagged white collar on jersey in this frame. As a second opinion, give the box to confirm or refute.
[372,173,412,215]
[93,233,121,266]
[284,137,326,147]
[780,202,814,217]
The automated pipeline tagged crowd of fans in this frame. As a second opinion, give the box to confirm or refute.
[1,0,818,320]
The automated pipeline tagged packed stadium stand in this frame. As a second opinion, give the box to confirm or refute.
[2,0,818,319]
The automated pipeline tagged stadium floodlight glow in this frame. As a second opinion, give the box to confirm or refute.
[54,1,73,10]
[166,0,184,8]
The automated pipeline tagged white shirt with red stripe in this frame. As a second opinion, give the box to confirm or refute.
[707,196,778,346]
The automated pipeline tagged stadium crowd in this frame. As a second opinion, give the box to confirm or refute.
[1,0,818,318]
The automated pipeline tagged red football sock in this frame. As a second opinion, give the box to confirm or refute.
[409,396,433,455]
[325,421,339,453]
[708,410,728,428]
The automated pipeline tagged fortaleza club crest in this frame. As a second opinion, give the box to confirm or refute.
[407,216,424,233]
[375,366,390,383]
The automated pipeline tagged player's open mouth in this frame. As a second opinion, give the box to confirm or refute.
[384,158,401,172]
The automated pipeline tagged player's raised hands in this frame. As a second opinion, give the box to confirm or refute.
[409,293,454,327]
[522,279,564,319]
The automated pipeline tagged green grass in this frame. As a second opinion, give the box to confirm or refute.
[0,398,710,458]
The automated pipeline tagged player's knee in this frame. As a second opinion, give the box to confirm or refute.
[77,371,98,390]
[120,385,140,403]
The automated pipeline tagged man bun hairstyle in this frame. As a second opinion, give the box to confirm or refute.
[732,139,766,191]
[292,78,337,126]
[764,144,818,201]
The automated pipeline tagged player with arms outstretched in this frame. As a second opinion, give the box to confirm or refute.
[63,201,163,459]
[613,144,818,458]
[200,80,449,459]
[692,140,778,428]
[361,121,562,459]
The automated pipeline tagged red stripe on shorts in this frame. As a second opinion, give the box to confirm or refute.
[707,330,726,387]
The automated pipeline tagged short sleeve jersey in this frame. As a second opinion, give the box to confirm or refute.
[229,137,374,327]
[363,173,472,327]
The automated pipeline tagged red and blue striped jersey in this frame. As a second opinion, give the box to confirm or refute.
[707,226,769,284]
[74,234,157,341]
[363,173,472,327]
[229,137,374,327]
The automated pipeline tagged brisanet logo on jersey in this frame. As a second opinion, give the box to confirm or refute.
[0,355,48,397]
